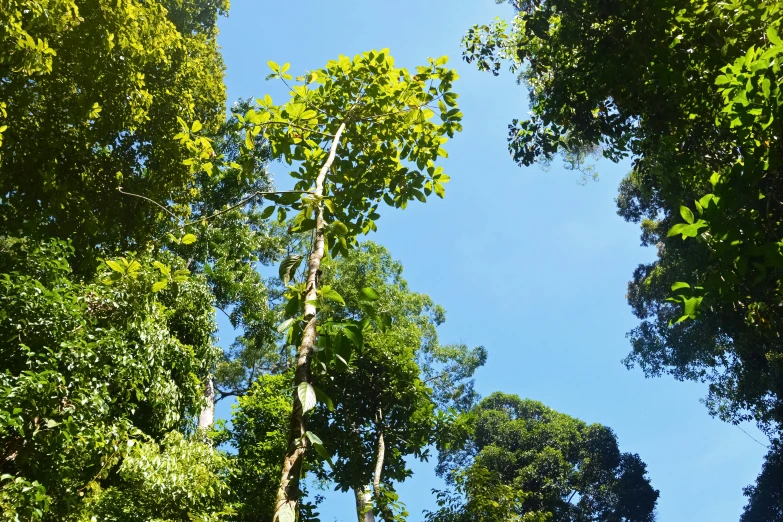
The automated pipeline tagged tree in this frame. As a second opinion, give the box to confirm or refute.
[304,242,485,522]
[225,374,292,522]
[238,50,462,521]
[0,238,224,520]
[428,393,659,522]
[742,439,783,522]
[0,0,228,273]
[462,0,783,435]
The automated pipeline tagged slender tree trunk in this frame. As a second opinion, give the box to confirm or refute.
[372,408,395,522]
[274,122,346,521]
[197,376,214,429]
[355,486,375,522]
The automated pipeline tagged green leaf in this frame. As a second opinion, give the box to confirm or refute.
[191,120,203,133]
[434,181,446,198]
[667,223,689,237]
[181,233,197,245]
[331,221,349,236]
[683,296,702,318]
[278,505,296,522]
[671,282,690,292]
[268,60,280,73]
[360,287,380,301]
[320,286,345,305]
[126,260,141,273]
[769,26,783,46]
[311,440,335,469]
[260,205,276,219]
[152,280,168,293]
[277,318,294,334]
[304,430,323,445]
[285,293,300,317]
[297,382,317,413]
[279,254,304,285]
[342,325,363,350]
[106,260,124,273]
[313,385,335,411]
[680,206,694,224]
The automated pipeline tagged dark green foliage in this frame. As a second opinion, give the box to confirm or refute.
[463,0,783,437]
[310,243,443,491]
[742,439,783,522]
[227,374,292,522]
[429,393,658,522]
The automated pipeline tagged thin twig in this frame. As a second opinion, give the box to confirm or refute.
[118,187,182,222]
[181,190,311,228]
[737,425,770,449]
[117,187,312,229]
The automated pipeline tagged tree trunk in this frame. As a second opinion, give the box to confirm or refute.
[355,486,375,522]
[372,408,395,522]
[197,376,214,429]
[274,122,346,522]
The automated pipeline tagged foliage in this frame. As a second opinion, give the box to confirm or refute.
[249,50,463,521]
[309,242,441,490]
[0,238,221,520]
[463,0,783,434]
[308,243,484,520]
[177,99,289,400]
[226,374,294,522]
[741,439,783,522]
[428,393,659,522]
[0,0,228,272]
[242,50,462,256]
[77,431,233,522]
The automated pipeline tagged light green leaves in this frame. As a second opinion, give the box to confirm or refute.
[279,254,304,286]
[680,205,694,224]
[245,49,462,259]
[167,233,198,246]
[319,285,345,305]
[277,318,295,334]
[106,259,124,273]
[297,382,317,413]
[768,26,783,46]
[278,505,296,522]
[360,287,380,301]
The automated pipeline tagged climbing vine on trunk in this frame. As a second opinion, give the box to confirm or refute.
[239,49,462,521]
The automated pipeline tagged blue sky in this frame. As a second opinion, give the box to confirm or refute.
[215,1,770,520]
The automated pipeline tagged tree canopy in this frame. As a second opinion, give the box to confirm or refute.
[463,0,783,437]
[16,0,783,519]
[429,393,659,522]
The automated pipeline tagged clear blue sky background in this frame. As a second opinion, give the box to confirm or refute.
[215,1,770,520]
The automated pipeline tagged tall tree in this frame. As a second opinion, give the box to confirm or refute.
[305,242,485,522]
[428,393,659,522]
[462,0,783,437]
[0,0,228,273]
[0,238,224,520]
[238,50,463,521]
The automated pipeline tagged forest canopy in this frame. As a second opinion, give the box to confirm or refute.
[1,0,778,521]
